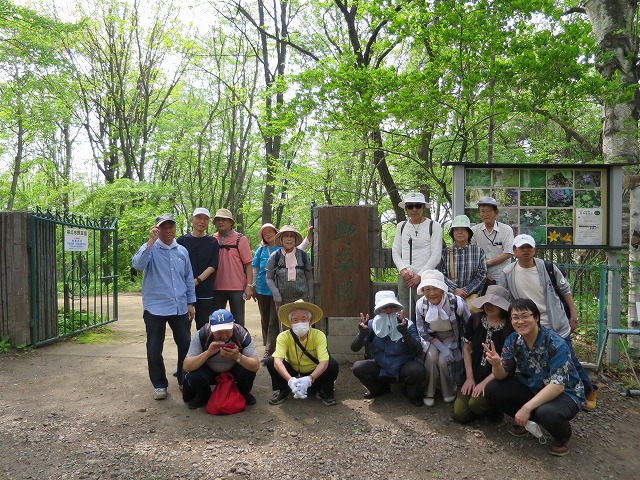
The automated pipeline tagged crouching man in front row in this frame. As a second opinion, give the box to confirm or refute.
[265,300,339,406]
[182,309,260,409]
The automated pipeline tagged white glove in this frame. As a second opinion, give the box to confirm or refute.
[288,377,300,394]
[294,376,313,399]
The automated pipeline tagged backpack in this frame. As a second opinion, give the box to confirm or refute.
[543,259,571,319]
[217,233,244,250]
[272,248,309,272]
[399,219,447,254]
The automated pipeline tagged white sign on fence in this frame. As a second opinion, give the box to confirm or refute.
[64,228,89,252]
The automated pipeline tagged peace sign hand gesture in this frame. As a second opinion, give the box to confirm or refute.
[482,340,502,367]
[358,313,369,336]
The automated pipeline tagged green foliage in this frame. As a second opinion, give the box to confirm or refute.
[57,310,108,335]
[0,335,10,353]
[73,326,120,344]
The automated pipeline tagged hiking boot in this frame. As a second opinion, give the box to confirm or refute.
[583,385,598,411]
[244,393,257,406]
[443,395,456,404]
[316,391,337,406]
[549,439,571,457]
[153,387,168,400]
[507,423,528,437]
[269,389,289,405]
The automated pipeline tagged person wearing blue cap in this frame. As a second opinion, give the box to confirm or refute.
[132,213,196,401]
[182,309,260,409]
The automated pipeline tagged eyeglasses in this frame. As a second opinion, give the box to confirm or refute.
[405,203,423,210]
[511,312,533,321]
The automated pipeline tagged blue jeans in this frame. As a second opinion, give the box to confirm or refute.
[565,336,593,395]
[143,311,191,388]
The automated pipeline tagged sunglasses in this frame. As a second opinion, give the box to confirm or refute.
[405,203,423,210]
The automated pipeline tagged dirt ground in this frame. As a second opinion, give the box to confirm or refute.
[1,293,640,480]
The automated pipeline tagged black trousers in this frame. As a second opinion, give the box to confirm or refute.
[352,359,425,400]
[485,376,580,442]
[213,290,245,326]
[265,356,339,396]
[184,363,256,401]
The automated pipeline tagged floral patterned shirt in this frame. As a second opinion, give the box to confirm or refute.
[501,326,585,407]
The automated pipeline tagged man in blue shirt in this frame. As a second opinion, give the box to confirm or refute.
[132,213,196,400]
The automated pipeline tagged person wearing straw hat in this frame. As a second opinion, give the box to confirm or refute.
[470,196,514,291]
[392,192,444,321]
[265,225,313,309]
[452,285,513,423]
[415,270,470,407]
[265,300,339,406]
[177,207,220,330]
[131,213,196,400]
[212,208,254,327]
[350,291,425,406]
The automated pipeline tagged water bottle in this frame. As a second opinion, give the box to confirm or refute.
[525,421,544,440]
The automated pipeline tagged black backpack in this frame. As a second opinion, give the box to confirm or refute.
[543,260,571,319]
[217,233,244,250]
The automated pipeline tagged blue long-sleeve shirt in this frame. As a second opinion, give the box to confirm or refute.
[131,241,196,316]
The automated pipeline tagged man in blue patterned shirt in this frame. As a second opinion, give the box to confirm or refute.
[484,298,584,457]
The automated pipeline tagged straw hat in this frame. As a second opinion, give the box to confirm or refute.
[278,300,323,328]
[275,225,303,246]
[213,208,235,224]
[258,223,279,246]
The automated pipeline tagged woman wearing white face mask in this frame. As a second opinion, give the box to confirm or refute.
[264,300,339,406]
[350,291,425,407]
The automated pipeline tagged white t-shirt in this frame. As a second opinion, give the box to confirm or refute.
[513,263,549,326]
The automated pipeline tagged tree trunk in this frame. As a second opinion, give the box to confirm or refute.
[583,0,640,352]
[7,110,24,211]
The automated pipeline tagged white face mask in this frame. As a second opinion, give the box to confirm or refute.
[291,322,310,337]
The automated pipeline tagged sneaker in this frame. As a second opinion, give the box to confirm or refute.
[583,385,598,411]
[316,391,337,406]
[443,395,456,404]
[423,397,435,407]
[244,393,257,406]
[153,388,168,400]
[549,439,571,457]
[507,423,528,437]
[269,389,289,405]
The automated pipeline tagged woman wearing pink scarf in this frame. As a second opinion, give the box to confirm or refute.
[265,225,313,310]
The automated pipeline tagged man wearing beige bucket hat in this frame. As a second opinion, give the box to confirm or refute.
[265,225,313,309]
[265,300,339,406]
[212,208,254,327]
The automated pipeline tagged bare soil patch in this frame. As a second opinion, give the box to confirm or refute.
[1,293,639,479]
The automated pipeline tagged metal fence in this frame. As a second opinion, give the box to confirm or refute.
[29,208,119,347]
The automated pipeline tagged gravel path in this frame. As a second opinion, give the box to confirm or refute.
[1,293,639,480]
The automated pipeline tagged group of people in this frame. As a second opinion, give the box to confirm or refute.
[352,191,596,456]
[131,208,334,412]
[131,195,596,457]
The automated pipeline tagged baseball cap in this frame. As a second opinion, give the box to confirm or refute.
[209,309,235,332]
[155,213,176,227]
[513,234,536,248]
[192,207,211,218]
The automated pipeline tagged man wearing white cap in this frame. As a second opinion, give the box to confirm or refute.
[392,192,443,320]
[470,196,514,290]
[132,213,196,400]
[177,207,219,329]
[499,234,596,410]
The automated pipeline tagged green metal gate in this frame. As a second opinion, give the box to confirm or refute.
[28,208,119,347]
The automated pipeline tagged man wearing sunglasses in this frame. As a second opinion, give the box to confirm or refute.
[392,192,443,320]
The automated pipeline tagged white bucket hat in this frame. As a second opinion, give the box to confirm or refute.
[417,270,448,294]
[398,192,428,209]
[373,290,404,314]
